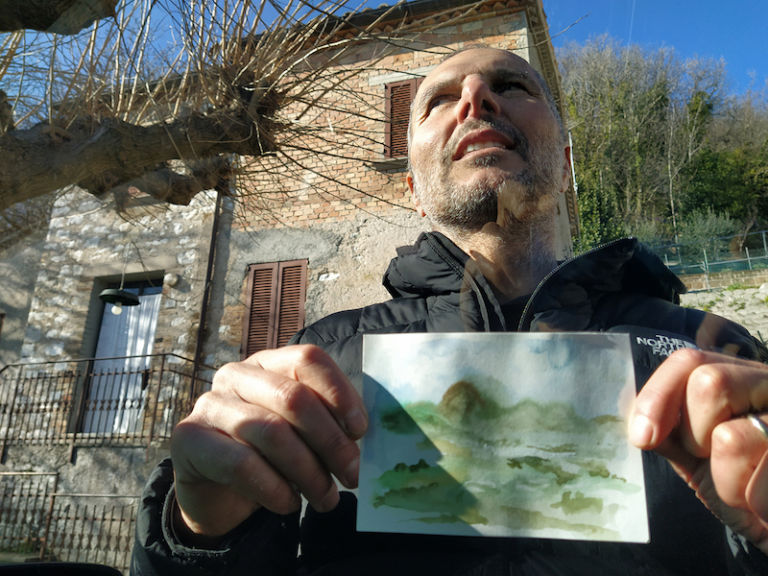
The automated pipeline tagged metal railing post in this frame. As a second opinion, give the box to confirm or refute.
[38,474,58,561]
[147,355,165,455]
[0,367,23,459]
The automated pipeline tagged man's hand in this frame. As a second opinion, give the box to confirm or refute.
[629,348,768,553]
[170,345,368,539]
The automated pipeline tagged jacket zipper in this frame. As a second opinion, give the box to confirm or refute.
[517,237,637,332]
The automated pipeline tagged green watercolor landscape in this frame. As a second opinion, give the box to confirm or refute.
[358,332,648,543]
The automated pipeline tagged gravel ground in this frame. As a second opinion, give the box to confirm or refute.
[680,283,768,345]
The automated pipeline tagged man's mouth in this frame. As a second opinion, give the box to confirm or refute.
[452,128,521,161]
[464,140,510,154]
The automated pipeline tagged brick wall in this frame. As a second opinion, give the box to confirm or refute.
[204,8,549,368]
[234,10,531,232]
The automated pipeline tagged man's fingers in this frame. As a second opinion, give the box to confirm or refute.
[235,345,368,438]
[189,389,345,511]
[709,416,768,511]
[746,449,768,523]
[172,344,366,534]
[685,364,768,457]
[171,421,302,530]
[215,357,362,489]
[630,349,761,451]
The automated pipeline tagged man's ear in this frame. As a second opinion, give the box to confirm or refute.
[407,173,426,217]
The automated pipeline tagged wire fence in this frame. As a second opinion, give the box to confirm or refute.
[648,229,768,277]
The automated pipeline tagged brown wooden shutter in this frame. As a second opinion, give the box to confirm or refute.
[385,79,421,158]
[241,260,307,358]
[274,261,307,348]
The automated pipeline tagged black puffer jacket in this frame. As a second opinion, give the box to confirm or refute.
[132,233,768,576]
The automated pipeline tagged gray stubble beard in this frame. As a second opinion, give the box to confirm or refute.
[412,133,563,235]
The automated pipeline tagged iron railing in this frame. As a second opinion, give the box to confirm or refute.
[0,354,213,454]
[0,473,137,574]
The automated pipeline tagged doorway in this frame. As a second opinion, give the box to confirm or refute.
[81,281,162,434]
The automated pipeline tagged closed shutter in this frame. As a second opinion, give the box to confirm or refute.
[241,260,307,358]
[385,78,421,158]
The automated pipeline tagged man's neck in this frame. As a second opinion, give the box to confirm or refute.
[443,218,558,301]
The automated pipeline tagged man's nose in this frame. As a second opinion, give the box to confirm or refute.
[456,76,500,122]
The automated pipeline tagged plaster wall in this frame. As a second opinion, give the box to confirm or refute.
[205,202,429,367]
[1,444,167,497]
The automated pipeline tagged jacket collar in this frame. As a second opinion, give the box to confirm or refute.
[383,231,469,298]
[519,238,686,331]
[382,233,686,333]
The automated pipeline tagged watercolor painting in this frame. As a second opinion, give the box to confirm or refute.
[358,332,648,543]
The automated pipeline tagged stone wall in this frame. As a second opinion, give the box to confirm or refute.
[1,189,215,508]
[1,444,168,496]
[678,269,768,292]
[20,189,214,364]
[0,228,47,366]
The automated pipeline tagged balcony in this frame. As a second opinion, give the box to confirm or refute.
[0,354,212,456]
[0,354,213,572]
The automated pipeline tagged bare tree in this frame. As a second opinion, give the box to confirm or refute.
[0,0,481,221]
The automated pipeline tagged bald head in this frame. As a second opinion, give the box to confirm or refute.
[404,47,569,236]
[407,48,564,161]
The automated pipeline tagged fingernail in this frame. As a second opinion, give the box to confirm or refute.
[343,457,359,488]
[629,414,654,448]
[345,408,368,437]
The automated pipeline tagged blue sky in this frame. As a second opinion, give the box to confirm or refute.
[543,0,767,94]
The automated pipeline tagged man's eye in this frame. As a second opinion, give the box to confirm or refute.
[495,81,528,95]
[427,95,456,112]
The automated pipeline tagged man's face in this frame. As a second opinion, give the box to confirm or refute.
[407,48,568,232]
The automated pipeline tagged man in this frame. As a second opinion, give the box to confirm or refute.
[132,48,768,575]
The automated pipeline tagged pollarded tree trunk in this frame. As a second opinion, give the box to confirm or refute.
[0,109,279,211]
[0,0,117,35]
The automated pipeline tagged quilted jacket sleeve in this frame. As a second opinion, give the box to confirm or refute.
[130,458,300,576]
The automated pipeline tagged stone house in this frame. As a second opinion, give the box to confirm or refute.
[0,0,575,570]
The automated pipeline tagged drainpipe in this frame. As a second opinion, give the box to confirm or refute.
[191,182,226,400]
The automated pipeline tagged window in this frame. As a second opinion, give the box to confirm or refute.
[241,260,308,358]
[385,78,421,158]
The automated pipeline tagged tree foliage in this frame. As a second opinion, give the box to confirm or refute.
[560,36,768,251]
[682,92,768,235]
